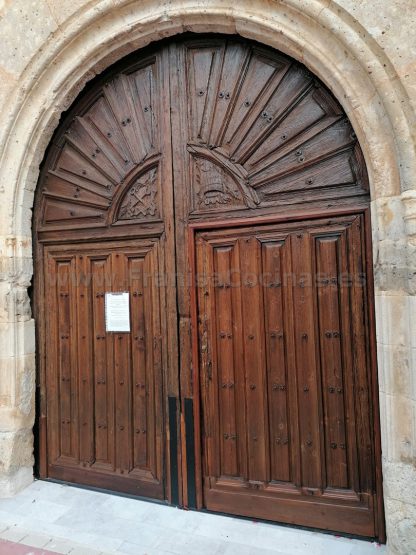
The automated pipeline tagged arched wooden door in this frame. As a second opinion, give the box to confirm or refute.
[34,36,384,539]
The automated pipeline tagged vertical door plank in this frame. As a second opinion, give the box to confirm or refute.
[290,232,323,489]
[56,257,77,460]
[91,255,113,467]
[261,240,291,482]
[111,252,132,473]
[230,240,249,483]
[240,236,268,483]
[129,255,148,470]
[149,244,164,483]
[337,230,361,494]
[314,235,348,489]
[213,244,239,477]
[161,43,179,503]
[77,254,94,466]
[196,239,219,480]
[143,247,156,478]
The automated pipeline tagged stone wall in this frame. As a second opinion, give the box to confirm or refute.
[0,1,414,553]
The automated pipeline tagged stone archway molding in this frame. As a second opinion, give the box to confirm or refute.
[0,2,415,553]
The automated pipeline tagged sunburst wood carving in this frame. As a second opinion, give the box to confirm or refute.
[37,39,368,231]
[183,41,368,209]
[39,58,160,229]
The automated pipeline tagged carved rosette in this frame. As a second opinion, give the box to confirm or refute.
[117,167,159,221]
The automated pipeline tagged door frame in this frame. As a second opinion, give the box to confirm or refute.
[186,203,385,541]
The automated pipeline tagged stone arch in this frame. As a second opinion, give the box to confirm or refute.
[1,1,415,552]
[1,2,414,240]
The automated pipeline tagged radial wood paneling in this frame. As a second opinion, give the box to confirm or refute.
[34,35,382,539]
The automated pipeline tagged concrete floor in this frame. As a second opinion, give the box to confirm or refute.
[0,481,385,555]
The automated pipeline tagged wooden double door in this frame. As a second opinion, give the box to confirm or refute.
[34,36,384,538]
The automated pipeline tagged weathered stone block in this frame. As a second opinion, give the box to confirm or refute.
[0,428,34,476]
[385,497,416,555]
[0,320,35,358]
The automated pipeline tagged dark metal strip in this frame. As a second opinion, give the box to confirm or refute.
[168,396,179,506]
[184,397,196,508]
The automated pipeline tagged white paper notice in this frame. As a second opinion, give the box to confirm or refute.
[105,292,130,332]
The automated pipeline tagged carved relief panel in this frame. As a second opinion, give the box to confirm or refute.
[117,166,160,221]
[37,56,162,231]
[179,40,368,219]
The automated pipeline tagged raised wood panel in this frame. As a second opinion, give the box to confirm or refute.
[44,241,164,498]
[196,215,378,536]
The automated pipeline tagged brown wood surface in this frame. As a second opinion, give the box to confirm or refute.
[43,242,164,498]
[194,215,379,536]
[34,35,383,539]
